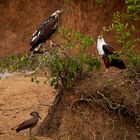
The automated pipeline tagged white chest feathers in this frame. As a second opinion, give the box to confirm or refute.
[97,37,107,56]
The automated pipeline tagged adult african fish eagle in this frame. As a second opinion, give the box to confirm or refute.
[97,35,126,71]
[29,9,63,55]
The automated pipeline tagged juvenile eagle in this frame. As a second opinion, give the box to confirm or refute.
[29,9,63,56]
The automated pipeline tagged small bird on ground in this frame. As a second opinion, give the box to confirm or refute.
[29,9,64,59]
[96,35,126,72]
[16,111,41,139]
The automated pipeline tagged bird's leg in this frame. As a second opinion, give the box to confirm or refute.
[34,44,41,52]
[41,42,44,48]
[43,41,53,55]
[29,127,32,140]
[38,43,45,53]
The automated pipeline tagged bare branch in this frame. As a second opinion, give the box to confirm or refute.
[25,60,43,76]
[96,90,121,110]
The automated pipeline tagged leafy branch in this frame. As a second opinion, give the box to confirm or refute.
[41,27,100,89]
[101,11,140,67]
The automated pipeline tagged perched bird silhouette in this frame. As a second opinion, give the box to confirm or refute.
[16,111,41,139]
[96,35,126,72]
[29,9,64,58]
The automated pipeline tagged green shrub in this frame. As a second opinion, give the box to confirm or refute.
[102,11,140,67]
[43,27,101,89]
[0,53,41,73]
[125,0,140,14]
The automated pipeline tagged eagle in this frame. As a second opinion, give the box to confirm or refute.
[96,35,126,71]
[29,9,64,57]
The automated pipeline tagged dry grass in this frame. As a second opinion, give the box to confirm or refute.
[39,67,140,140]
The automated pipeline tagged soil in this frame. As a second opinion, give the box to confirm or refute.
[0,74,55,140]
[38,68,140,140]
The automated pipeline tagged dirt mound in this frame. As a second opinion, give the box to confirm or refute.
[38,68,140,140]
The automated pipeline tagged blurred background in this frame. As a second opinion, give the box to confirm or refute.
[0,0,126,57]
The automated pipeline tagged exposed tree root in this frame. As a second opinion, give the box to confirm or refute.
[70,90,138,125]
[37,87,64,137]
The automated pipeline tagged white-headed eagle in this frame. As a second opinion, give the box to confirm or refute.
[96,35,126,71]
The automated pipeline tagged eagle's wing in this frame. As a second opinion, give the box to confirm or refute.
[30,16,58,46]
[30,30,40,46]
[39,16,58,37]
[102,44,114,55]
[37,15,55,30]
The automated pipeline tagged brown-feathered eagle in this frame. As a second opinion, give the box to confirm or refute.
[29,9,63,55]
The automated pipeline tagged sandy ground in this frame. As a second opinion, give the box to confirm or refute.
[0,74,55,140]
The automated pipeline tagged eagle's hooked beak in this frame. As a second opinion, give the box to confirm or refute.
[60,9,64,13]
[98,35,103,39]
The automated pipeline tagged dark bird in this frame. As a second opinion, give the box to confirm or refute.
[96,35,126,71]
[29,9,64,58]
[16,111,41,139]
